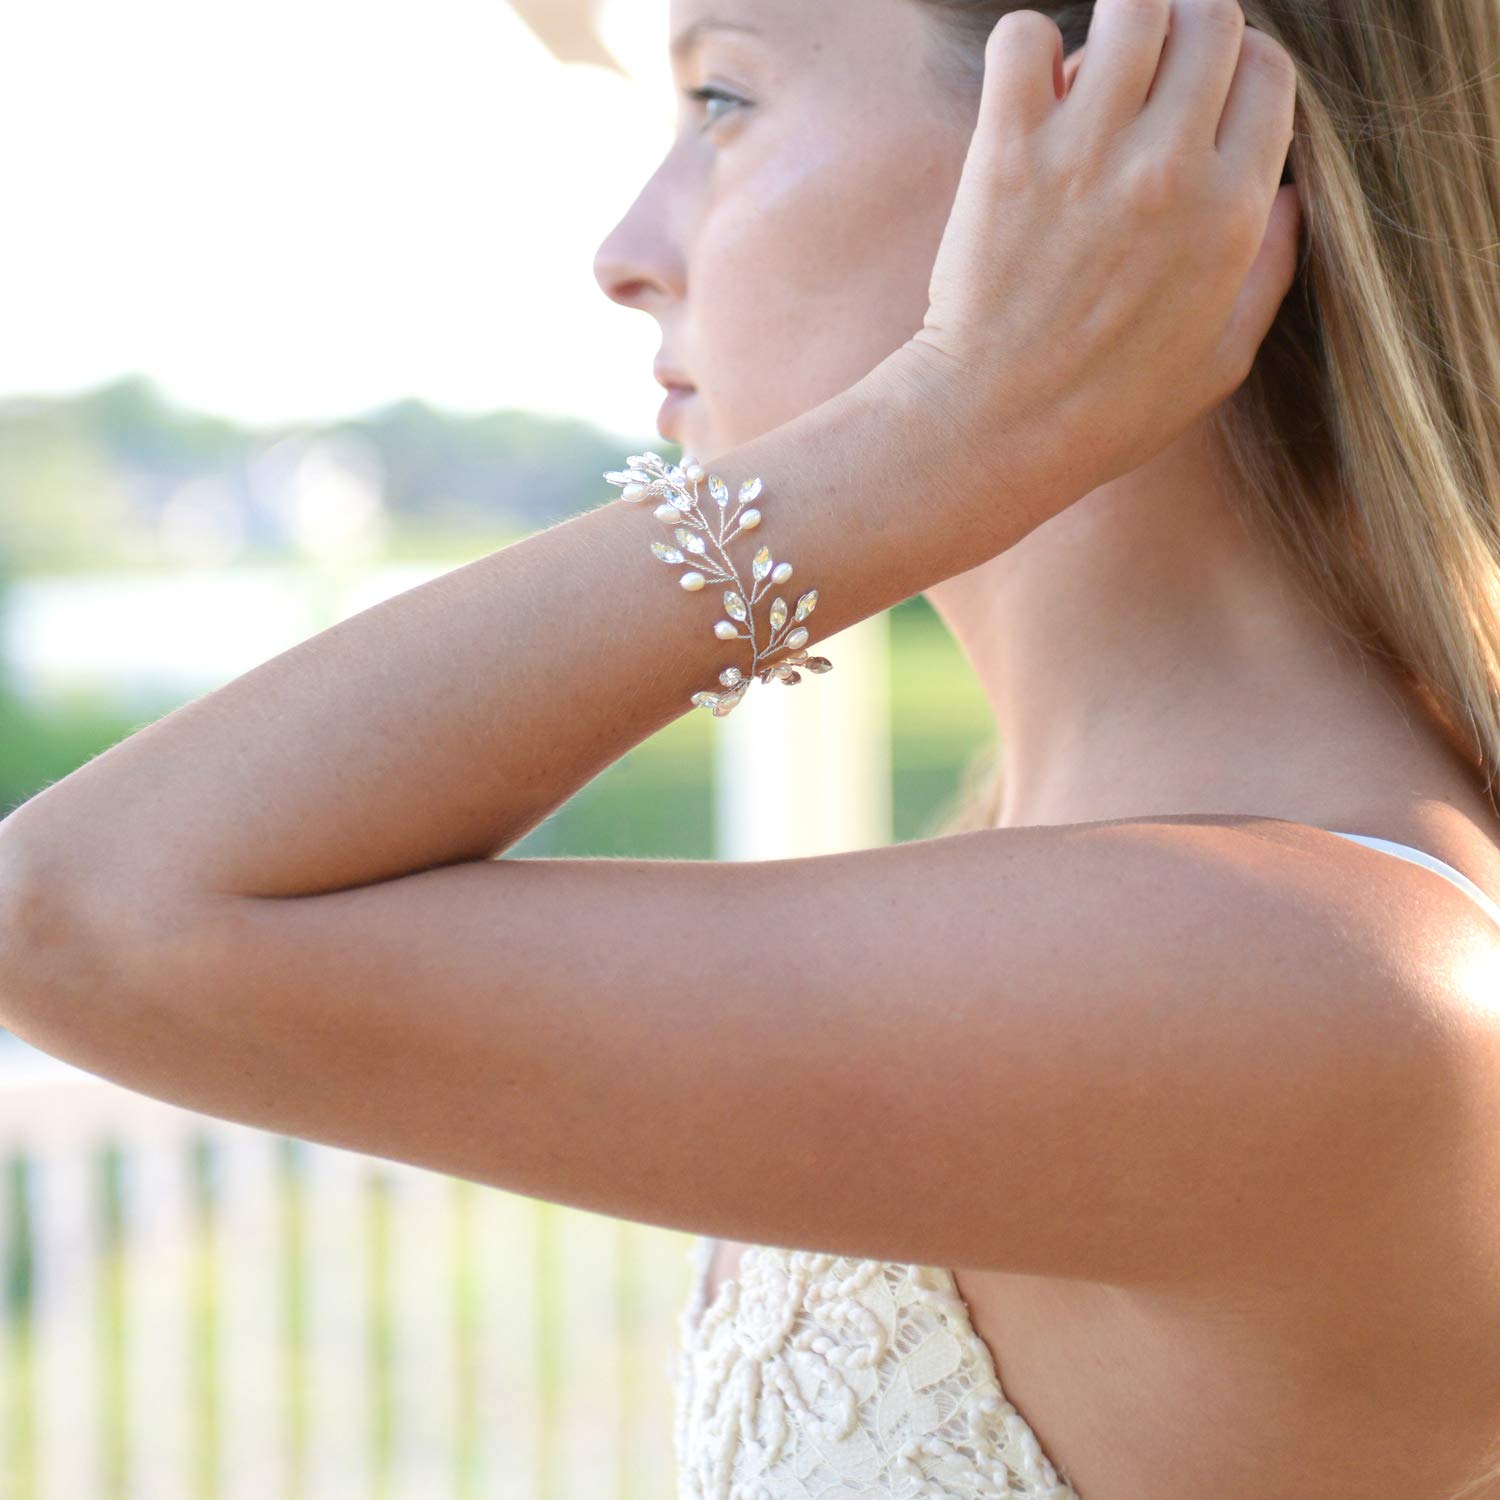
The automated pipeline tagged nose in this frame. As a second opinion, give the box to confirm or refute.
[593,237,655,311]
[592,163,684,312]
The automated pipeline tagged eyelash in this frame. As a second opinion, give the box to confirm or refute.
[683,85,747,130]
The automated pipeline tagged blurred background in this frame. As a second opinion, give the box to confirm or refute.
[0,0,999,1494]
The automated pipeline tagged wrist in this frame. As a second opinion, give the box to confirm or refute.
[861,338,1086,555]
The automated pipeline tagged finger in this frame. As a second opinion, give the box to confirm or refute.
[1061,43,1087,98]
[1141,0,1245,149]
[982,10,1066,134]
[1219,182,1303,381]
[1065,0,1172,138]
[1216,25,1299,190]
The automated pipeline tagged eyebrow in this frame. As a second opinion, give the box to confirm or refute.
[669,18,764,63]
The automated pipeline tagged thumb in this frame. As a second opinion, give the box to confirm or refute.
[1220,183,1304,380]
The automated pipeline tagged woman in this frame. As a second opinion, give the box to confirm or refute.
[2,0,1498,1496]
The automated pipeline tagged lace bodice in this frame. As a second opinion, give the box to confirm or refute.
[671,1235,1081,1500]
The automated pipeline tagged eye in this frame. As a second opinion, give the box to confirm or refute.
[683,85,748,131]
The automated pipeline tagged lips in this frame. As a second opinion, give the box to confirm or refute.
[658,385,697,440]
[653,359,697,393]
[653,355,698,439]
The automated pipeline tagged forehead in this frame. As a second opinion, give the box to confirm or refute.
[667,0,887,62]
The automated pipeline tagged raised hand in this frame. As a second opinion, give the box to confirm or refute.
[899,0,1302,531]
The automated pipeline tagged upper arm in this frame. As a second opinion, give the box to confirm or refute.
[4,815,1468,1291]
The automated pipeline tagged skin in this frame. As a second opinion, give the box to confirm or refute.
[594,1,1500,1492]
[1,4,1496,1495]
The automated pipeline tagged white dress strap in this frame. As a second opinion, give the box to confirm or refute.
[1325,830,1500,931]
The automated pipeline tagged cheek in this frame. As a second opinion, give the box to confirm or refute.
[690,125,962,450]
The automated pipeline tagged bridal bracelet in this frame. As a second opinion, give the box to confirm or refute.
[603,451,832,716]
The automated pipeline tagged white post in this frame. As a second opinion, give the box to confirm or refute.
[212,1122,288,1500]
[472,1187,545,1495]
[715,612,892,859]
[387,1162,460,1498]
[32,1139,102,1500]
[121,1131,196,1500]
[302,1143,374,1500]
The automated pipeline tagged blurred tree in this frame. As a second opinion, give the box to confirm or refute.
[0,378,667,573]
[0,397,150,571]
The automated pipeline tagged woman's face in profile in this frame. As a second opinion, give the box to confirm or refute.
[592,0,977,461]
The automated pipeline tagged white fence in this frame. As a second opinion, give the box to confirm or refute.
[0,1052,691,1500]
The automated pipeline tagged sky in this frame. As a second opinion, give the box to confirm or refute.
[2,0,676,437]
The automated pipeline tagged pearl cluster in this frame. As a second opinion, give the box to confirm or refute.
[602,450,832,715]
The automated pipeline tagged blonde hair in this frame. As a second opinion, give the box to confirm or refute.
[914,0,1500,862]
[916,4,1500,1492]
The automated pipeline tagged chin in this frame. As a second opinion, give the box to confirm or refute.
[663,422,704,457]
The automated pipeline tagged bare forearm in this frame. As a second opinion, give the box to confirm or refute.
[3,355,1052,919]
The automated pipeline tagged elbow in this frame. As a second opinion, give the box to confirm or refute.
[0,810,149,1058]
[0,808,245,1088]
[0,808,63,955]
[0,816,201,1091]
[0,811,88,1027]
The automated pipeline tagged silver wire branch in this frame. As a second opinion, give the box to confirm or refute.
[602,451,833,716]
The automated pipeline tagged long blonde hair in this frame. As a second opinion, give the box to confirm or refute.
[915,0,1500,862]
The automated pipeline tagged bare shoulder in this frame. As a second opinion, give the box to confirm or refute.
[5,809,1486,1293]
[1175,806,1499,948]
[929,809,1493,1041]
[1246,812,1500,1041]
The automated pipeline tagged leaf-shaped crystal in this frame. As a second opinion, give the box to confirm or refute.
[603,470,636,486]
[712,683,748,716]
[752,546,773,581]
[719,666,744,687]
[723,590,747,622]
[804,656,833,673]
[674,527,707,555]
[794,589,818,620]
[709,474,729,507]
[651,541,685,564]
[769,597,787,630]
[691,690,721,709]
[738,476,763,505]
